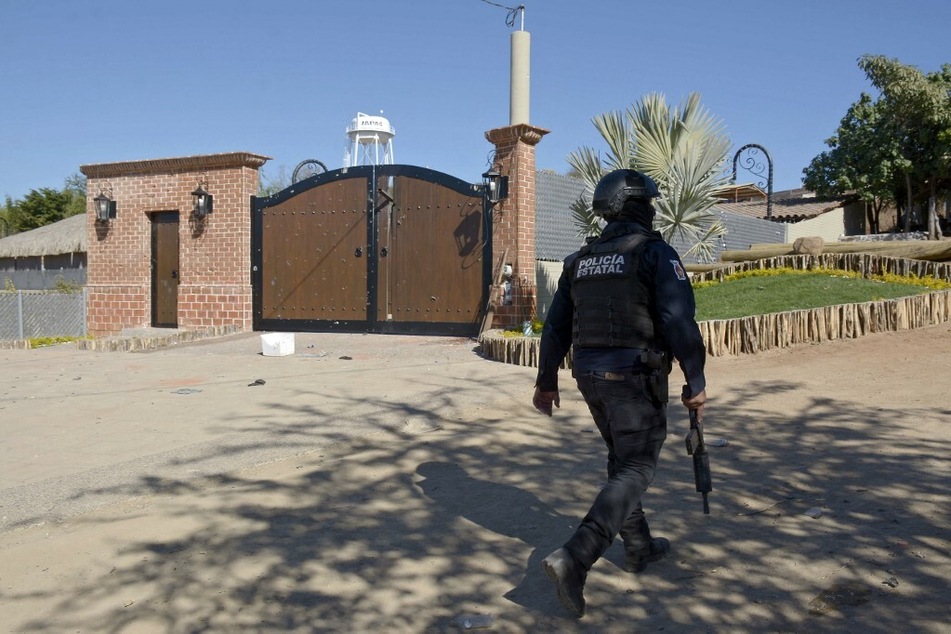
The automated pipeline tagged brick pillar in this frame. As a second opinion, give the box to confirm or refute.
[80,152,269,337]
[485,123,549,329]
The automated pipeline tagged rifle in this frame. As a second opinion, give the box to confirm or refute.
[683,387,712,514]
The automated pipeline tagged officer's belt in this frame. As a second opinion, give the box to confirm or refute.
[575,350,668,378]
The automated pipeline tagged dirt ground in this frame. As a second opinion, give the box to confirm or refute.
[0,324,948,633]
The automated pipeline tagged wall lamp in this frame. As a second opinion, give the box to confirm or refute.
[191,177,214,217]
[482,167,509,206]
[94,184,116,222]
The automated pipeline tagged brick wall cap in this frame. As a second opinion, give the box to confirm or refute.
[80,152,271,178]
[485,124,550,147]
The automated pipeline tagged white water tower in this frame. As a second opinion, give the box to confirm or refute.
[343,112,395,167]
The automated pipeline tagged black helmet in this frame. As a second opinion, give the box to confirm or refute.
[591,169,660,218]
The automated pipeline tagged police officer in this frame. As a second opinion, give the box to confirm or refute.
[533,169,708,617]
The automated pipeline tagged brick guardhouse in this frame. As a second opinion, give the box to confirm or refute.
[80,152,269,337]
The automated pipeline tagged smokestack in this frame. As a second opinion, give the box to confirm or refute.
[510,29,530,125]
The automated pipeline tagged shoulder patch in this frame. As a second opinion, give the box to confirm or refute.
[670,259,687,281]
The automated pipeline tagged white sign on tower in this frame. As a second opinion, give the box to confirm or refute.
[343,112,395,167]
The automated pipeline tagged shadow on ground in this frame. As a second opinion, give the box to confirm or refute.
[9,367,950,632]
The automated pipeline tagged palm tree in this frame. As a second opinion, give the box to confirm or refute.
[567,92,731,262]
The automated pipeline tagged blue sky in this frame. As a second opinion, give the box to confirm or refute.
[2,0,949,202]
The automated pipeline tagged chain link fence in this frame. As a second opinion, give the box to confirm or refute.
[0,289,87,340]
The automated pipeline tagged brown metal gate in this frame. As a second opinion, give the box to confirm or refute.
[252,165,491,336]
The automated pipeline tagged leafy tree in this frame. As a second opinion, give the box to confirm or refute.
[259,164,292,197]
[860,55,951,238]
[2,174,87,234]
[0,198,12,237]
[805,55,951,238]
[7,187,79,232]
[567,92,731,262]
[64,173,87,217]
[803,93,908,233]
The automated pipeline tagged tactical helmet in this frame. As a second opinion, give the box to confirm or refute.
[591,169,660,218]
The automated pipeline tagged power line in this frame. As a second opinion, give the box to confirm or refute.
[478,0,525,29]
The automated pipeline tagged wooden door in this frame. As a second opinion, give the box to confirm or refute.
[151,211,179,327]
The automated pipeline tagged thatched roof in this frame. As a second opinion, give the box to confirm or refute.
[0,214,87,258]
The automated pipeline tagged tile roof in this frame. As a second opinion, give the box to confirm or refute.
[715,189,858,222]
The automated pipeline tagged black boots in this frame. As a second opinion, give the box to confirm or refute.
[542,548,587,618]
[543,539,670,617]
[623,537,670,573]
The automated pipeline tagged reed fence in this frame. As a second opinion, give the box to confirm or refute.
[480,254,951,366]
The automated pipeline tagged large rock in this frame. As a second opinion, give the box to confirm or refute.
[793,236,825,255]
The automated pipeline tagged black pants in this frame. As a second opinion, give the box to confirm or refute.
[564,371,667,571]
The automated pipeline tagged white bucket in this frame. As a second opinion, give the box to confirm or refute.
[261,332,295,357]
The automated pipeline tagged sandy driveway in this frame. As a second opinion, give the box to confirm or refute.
[0,326,948,632]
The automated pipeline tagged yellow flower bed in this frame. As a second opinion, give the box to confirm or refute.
[692,266,951,292]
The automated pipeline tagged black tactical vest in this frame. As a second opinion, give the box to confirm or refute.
[569,229,657,349]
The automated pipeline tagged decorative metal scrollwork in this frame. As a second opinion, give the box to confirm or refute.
[292,159,328,184]
[732,144,774,218]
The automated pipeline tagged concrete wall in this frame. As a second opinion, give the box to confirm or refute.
[535,260,563,320]
[786,207,845,242]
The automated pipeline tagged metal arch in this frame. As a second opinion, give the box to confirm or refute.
[291,159,328,184]
[732,144,773,218]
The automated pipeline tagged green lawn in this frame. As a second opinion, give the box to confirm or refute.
[693,272,930,321]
